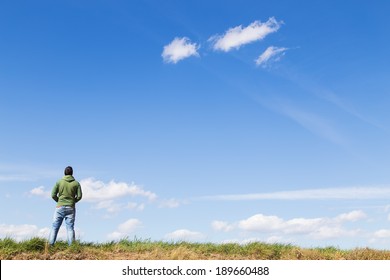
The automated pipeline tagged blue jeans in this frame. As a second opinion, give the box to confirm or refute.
[49,206,76,245]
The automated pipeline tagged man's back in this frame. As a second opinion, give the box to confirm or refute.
[51,175,82,207]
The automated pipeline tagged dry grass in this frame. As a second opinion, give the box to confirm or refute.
[2,237,390,260]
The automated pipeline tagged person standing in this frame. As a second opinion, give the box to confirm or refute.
[49,166,82,246]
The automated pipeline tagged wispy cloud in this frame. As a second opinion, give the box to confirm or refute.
[162,37,200,64]
[0,163,58,182]
[158,198,188,208]
[281,104,345,145]
[317,89,387,131]
[107,219,142,240]
[164,229,205,242]
[209,17,282,52]
[257,98,346,145]
[275,71,387,133]
[126,202,145,211]
[215,210,366,240]
[211,221,235,232]
[202,186,390,201]
[255,46,288,67]
[0,175,31,182]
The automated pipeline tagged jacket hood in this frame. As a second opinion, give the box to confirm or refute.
[62,175,75,182]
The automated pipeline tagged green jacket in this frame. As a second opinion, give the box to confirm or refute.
[51,175,82,207]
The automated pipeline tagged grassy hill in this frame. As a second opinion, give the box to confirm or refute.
[1,237,390,260]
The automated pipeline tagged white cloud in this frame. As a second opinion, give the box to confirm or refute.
[255,46,288,67]
[81,178,157,202]
[373,229,390,239]
[239,214,284,232]
[237,211,365,239]
[118,219,142,232]
[0,224,43,240]
[369,229,390,245]
[29,186,50,198]
[210,17,282,52]
[335,210,367,223]
[94,200,122,213]
[0,224,83,241]
[203,187,390,201]
[162,37,200,64]
[165,229,205,242]
[93,201,144,214]
[310,226,360,240]
[107,219,142,240]
[286,217,327,235]
[211,220,235,232]
[213,211,366,240]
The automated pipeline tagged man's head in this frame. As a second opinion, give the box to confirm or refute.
[64,166,73,176]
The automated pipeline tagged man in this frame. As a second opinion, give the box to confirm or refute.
[49,166,82,246]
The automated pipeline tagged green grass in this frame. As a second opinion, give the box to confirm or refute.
[1,237,390,260]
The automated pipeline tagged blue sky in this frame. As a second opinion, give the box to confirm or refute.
[1,0,390,249]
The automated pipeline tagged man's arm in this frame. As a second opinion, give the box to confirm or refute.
[51,182,59,202]
[75,183,82,203]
